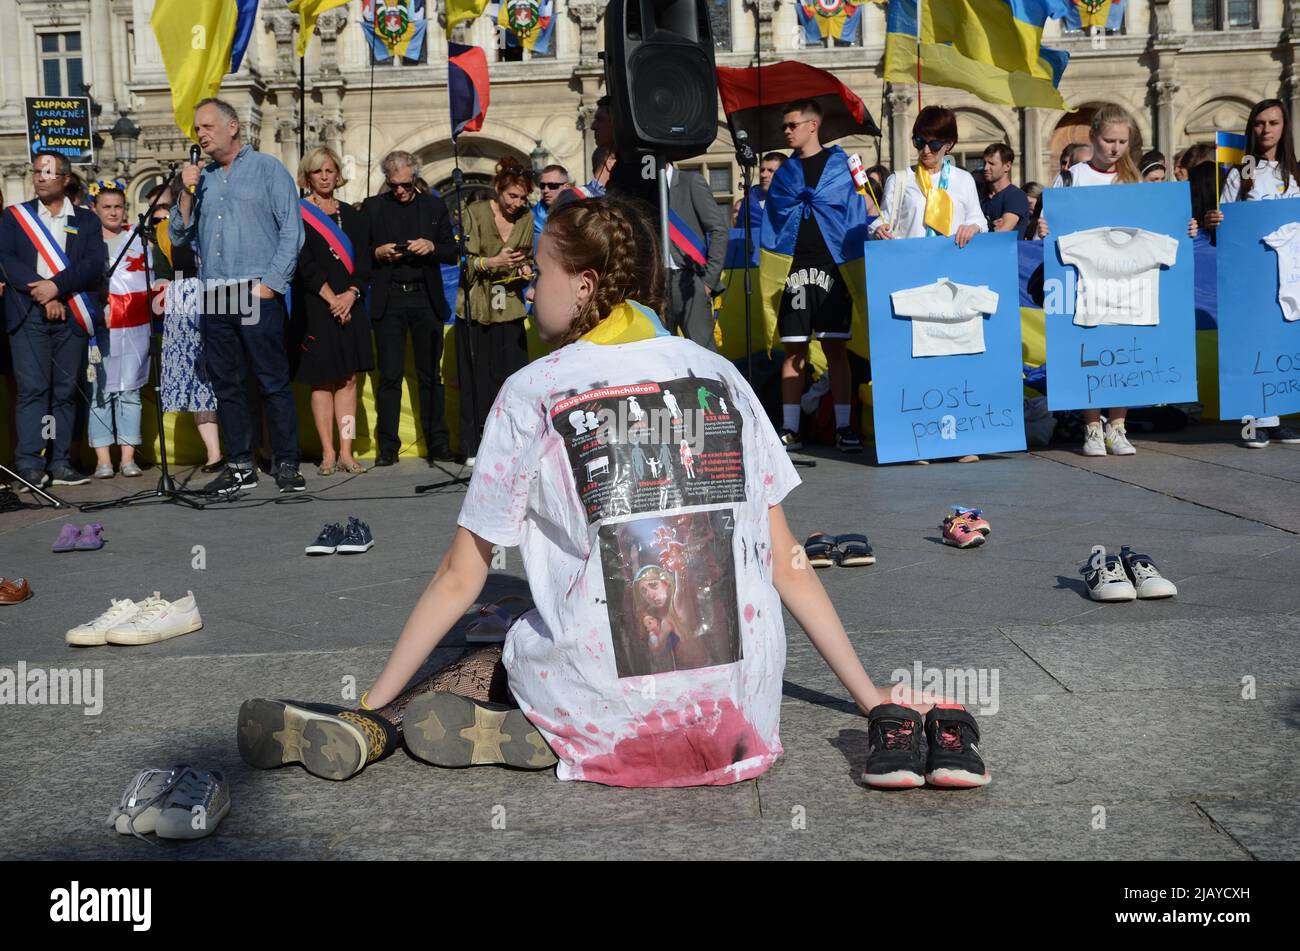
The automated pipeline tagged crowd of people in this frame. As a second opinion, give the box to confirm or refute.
[2,95,1298,500]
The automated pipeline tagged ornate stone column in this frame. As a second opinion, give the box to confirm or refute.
[885,85,914,173]
[568,1,606,69]
[1152,77,1180,161]
[1287,1,1300,154]
[742,0,780,57]
[316,8,348,81]
[265,12,300,83]
[1019,108,1044,185]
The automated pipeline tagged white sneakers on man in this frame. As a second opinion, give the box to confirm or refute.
[105,591,203,645]
[66,597,147,646]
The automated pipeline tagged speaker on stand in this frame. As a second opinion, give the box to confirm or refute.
[603,0,719,267]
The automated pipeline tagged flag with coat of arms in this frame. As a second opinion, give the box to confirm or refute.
[797,0,869,44]
[361,0,428,64]
[490,0,555,53]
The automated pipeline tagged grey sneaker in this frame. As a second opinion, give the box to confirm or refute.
[154,767,231,840]
[93,463,115,479]
[107,767,182,838]
[120,461,143,478]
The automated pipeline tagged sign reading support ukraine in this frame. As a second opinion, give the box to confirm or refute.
[1216,197,1300,421]
[1042,182,1197,410]
[865,232,1026,463]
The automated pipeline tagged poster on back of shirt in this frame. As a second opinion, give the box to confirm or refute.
[1215,197,1300,421]
[1042,182,1197,410]
[865,232,1027,463]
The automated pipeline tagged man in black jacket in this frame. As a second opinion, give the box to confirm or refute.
[362,151,458,466]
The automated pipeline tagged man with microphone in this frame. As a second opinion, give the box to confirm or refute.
[171,97,304,495]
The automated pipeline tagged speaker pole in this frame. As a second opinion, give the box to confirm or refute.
[658,154,671,269]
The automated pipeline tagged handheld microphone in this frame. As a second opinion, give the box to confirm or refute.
[188,144,200,194]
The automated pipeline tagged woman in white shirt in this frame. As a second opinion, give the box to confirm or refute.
[871,106,986,245]
[1203,99,1300,449]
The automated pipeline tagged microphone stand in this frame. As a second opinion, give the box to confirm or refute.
[732,127,757,387]
[85,162,208,512]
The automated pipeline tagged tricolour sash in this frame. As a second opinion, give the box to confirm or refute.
[299,199,354,274]
[667,208,708,267]
[6,202,99,336]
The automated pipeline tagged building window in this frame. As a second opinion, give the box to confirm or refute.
[40,32,84,97]
[707,0,732,50]
[1193,0,1257,29]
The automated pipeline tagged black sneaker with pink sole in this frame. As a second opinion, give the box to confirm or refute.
[925,705,991,788]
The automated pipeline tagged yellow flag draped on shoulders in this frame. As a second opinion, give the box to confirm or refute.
[150,0,259,141]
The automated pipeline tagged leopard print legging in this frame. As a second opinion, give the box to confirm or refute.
[375,645,513,730]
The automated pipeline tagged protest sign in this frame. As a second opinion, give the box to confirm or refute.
[25,97,94,165]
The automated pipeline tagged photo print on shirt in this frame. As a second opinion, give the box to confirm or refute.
[598,510,742,679]
[550,376,747,522]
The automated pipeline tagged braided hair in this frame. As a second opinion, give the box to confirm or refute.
[541,196,668,347]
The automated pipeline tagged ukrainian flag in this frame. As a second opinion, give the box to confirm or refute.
[884,0,1071,111]
[446,0,492,34]
[1216,131,1247,167]
[150,0,258,141]
[288,0,349,58]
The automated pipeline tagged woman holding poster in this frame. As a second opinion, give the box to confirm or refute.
[1204,99,1300,448]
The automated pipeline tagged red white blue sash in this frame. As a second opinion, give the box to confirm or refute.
[299,199,354,274]
[6,201,98,336]
[667,208,708,267]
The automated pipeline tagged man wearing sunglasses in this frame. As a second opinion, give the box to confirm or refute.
[531,164,569,250]
[362,150,458,466]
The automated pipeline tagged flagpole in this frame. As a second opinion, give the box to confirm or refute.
[915,0,922,114]
[299,56,307,160]
[366,40,376,197]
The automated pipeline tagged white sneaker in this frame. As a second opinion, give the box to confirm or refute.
[464,456,476,468]
[1119,546,1178,599]
[1105,423,1136,456]
[1082,423,1106,457]
[66,598,145,646]
[800,372,831,415]
[1086,556,1137,602]
[106,591,203,645]
[154,767,231,840]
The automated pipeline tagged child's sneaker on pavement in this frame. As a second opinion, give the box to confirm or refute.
[336,516,374,554]
[154,767,231,840]
[1119,546,1177,599]
[1086,555,1137,602]
[924,705,991,788]
[237,699,397,781]
[67,597,145,646]
[107,767,182,838]
[951,506,991,536]
[105,591,202,645]
[1082,422,1106,457]
[941,513,986,548]
[862,703,926,789]
[1105,422,1136,456]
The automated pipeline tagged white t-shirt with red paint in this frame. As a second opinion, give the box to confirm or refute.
[457,334,801,787]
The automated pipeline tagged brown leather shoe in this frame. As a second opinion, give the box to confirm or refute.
[0,577,33,605]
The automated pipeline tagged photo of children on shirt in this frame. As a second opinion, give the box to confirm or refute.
[601,511,741,678]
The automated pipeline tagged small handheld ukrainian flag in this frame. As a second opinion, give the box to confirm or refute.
[1215,131,1247,167]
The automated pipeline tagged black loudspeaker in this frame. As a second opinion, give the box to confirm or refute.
[603,0,718,162]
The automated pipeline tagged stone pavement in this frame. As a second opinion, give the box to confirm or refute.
[1,423,1297,860]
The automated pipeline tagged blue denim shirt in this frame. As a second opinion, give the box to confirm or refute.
[169,144,303,294]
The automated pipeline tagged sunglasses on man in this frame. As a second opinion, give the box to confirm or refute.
[386,180,416,192]
[912,134,950,153]
[539,181,567,191]
[782,118,814,131]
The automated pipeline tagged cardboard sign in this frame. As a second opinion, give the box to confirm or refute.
[25,97,94,166]
[865,232,1027,463]
[1042,182,1197,410]
[1215,197,1300,421]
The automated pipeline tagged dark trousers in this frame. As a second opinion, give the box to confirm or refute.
[201,294,300,468]
[455,317,528,457]
[667,268,717,350]
[9,316,85,471]
[373,288,448,456]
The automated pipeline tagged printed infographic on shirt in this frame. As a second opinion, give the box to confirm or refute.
[864,233,1028,463]
[597,510,741,679]
[1043,182,1198,410]
[550,377,746,523]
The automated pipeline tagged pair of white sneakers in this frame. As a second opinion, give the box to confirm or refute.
[1087,547,1178,602]
[107,766,231,841]
[1083,421,1136,457]
[65,592,203,646]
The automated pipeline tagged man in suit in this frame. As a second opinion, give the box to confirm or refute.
[362,150,459,466]
[664,163,728,350]
[0,151,106,488]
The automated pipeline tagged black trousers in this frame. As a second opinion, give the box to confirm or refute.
[373,288,449,456]
[455,317,528,457]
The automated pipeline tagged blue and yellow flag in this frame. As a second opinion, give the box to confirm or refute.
[1216,131,1247,167]
[446,0,493,35]
[884,0,1071,111]
[1064,0,1125,30]
[796,0,864,43]
[288,0,349,58]
[362,0,427,64]
[150,0,258,141]
[492,1,555,53]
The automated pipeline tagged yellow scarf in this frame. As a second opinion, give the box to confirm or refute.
[578,300,671,345]
[916,162,954,237]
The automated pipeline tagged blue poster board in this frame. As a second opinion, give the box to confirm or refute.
[1215,197,1300,421]
[1042,182,1197,410]
[865,232,1026,463]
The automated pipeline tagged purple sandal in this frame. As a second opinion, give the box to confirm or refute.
[52,524,82,553]
[74,523,105,551]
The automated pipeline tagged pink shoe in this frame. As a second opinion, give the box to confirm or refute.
[941,515,985,549]
[950,506,991,536]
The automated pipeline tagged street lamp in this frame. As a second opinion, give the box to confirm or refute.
[530,140,549,177]
[110,112,140,169]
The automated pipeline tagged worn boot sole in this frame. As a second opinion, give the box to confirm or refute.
[237,699,367,781]
[403,692,557,770]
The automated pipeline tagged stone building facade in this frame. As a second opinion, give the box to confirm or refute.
[1,1,1298,211]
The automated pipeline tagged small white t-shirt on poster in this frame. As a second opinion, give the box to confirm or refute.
[1058,226,1179,327]
[456,328,801,788]
[1263,221,1300,322]
[1051,162,1119,189]
[890,278,1000,357]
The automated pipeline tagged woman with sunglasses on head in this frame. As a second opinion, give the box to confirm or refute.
[1204,98,1300,449]
[456,157,536,467]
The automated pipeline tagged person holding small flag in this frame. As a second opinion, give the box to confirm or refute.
[0,151,106,489]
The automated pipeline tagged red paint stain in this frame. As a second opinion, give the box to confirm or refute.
[764,473,774,486]
[577,699,774,788]
[585,723,600,734]
[539,671,549,680]
[743,603,755,623]
[495,462,505,473]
